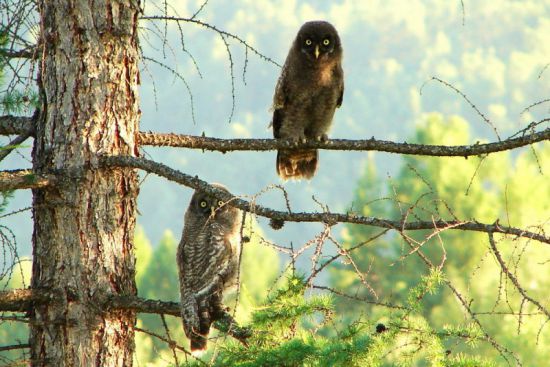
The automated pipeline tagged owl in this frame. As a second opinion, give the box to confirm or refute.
[177,183,242,353]
[272,20,344,180]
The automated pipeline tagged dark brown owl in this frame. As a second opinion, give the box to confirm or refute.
[177,184,242,353]
[272,20,344,180]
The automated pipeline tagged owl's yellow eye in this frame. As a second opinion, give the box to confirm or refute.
[218,200,224,207]
[323,38,330,46]
[200,200,207,208]
[305,39,312,46]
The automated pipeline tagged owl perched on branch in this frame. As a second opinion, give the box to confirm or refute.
[272,21,344,180]
[177,184,243,352]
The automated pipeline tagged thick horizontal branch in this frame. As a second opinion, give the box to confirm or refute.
[108,295,180,316]
[3,114,548,157]
[0,115,33,135]
[109,295,251,341]
[102,155,550,244]
[0,170,55,191]
[5,157,548,244]
[1,48,36,59]
[0,289,250,343]
[138,128,550,156]
[0,289,36,312]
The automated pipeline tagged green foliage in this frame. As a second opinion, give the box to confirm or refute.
[251,275,332,329]
[191,275,386,367]
[0,90,39,114]
[406,268,446,313]
[0,27,6,76]
[0,27,39,114]
[330,113,550,365]
[184,275,494,367]
[0,259,31,362]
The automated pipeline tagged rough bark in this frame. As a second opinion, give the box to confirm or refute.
[0,169,55,191]
[31,1,141,366]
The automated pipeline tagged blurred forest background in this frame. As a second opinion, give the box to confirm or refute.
[1,0,549,365]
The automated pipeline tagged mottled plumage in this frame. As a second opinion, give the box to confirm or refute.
[272,20,344,180]
[177,184,242,352]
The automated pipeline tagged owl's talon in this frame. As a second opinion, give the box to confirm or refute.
[320,134,329,142]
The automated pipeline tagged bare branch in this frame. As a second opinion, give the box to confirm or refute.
[0,128,33,162]
[0,48,36,59]
[3,115,548,157]
[0,290,251,345]
[101,155,550,244]
[5,157,548,244]
[0,344,30,352]
[0,170,55,191]
[108,296,251,343]
[488,232,550,319]
[0,115,33,135]
[0,288,49,312]
[137,128,549,156]
[139,15,281,67]
[424,77,501,141]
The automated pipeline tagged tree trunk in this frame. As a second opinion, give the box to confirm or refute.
[31,1,141,366]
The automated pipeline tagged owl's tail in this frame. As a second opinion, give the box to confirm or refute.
[188,310,211,354]
[276,149,318,180]
[181,295,211,354]
[190,333,208,354]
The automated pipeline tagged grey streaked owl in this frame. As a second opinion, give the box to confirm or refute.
[177,184,242,352]
[272,20,344,180]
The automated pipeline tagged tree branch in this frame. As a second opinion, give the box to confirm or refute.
[0,288,49,312]
[137,128,549,156]
[0,170,55,191]
[0,115,33,135]
[0,290,251,345]
[5,157,548,244]
[0,48,36,59]
[488,232,550,319]
[3,114,548,157]
[0,128,33,162]
[0,343,30,352]
[101,155,550,244]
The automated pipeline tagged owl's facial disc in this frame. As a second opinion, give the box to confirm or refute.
[300,34,335,62]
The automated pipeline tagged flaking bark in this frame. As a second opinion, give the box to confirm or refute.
[30,1,141,366]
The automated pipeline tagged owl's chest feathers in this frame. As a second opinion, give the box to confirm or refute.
[295,59,339,88]
[317,62,338,87]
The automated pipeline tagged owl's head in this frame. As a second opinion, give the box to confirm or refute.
[189,183,240,222]
[295,21,341,63]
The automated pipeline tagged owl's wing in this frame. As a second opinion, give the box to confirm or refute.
[196,230,236,298]
[272,66,290,138]
[337,81,344,108]
[177,235,202,348]
[272,65,289,111]
[178,226,225,352]
[336,65,344,108]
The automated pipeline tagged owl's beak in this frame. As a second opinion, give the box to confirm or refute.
[314,45,320,59]
[210,206,216,216]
